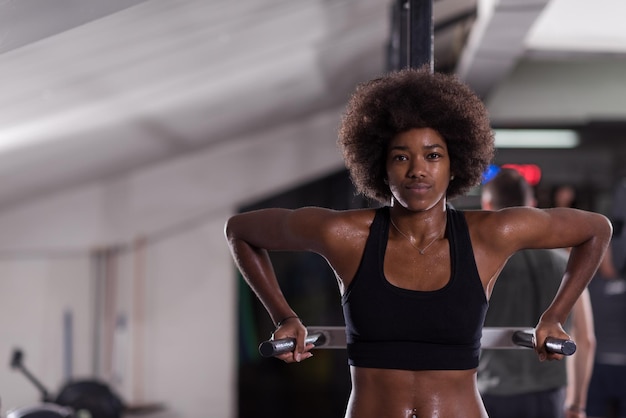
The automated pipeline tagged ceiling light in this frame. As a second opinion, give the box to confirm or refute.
[493,129,580,149]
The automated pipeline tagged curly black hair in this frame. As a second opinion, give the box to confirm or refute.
[338,66,494,204]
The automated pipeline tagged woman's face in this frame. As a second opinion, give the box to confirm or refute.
[385,128,451,211]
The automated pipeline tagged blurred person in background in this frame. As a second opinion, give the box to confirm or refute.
[586,179,626,418]
[552,184,579,209]
[479,168,595,418]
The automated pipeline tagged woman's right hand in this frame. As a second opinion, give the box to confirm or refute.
[271,317,314,363]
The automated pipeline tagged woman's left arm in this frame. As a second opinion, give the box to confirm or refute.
[520,207,612,361]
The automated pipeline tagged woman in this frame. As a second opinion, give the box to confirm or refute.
[224,67,612,418]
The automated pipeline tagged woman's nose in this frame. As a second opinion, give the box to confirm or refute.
[407,159,425,178]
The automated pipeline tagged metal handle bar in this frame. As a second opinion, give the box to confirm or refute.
[259,329,577,357]
[258,332,326,358]
[512,330,577,355]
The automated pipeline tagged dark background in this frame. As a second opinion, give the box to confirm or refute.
[237,170,373,418]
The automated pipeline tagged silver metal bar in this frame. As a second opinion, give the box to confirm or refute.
[482,327,576,355]
[258,326,576,357]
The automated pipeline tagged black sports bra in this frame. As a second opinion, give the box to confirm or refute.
[341,206,488,370]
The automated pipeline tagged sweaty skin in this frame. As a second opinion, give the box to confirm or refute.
[224,128,612,418]
[346,368,487,418]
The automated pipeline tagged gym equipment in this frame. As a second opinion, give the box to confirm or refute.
[10,348,124,418]
[481,327,577,355]
[258,326,577,358]
[6,403,73,418]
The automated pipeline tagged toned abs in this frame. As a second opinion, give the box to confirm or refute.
[345,367,488,418]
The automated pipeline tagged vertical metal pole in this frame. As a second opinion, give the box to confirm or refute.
[398,1,409,70]
[92,250,104,376]
[388,0,434,72]
[407,0,434,72]
[63,309,73,380]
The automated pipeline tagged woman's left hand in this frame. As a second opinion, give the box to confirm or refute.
[534,318,570,361]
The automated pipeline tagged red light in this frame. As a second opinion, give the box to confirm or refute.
[501,164,542,186]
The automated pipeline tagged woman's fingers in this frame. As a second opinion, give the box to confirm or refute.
[275,343,315,363]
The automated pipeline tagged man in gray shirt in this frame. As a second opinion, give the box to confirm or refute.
[586,179,626,418]
[478,168,595,418]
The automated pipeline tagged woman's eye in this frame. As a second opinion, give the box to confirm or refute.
[427,152,442,159]
[392,154,408,161]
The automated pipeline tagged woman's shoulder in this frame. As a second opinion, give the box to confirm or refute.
[461,206,537,225]
[297,207,379,279]
[304,206,378,229]
[460,208,518,242]
[461,206,549,251]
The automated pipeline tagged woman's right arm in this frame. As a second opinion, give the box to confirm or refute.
[223,207,338,362]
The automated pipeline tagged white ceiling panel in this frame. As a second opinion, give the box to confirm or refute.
[0,0,626,212]
[526,0,626,54]
[0,0,390,209]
